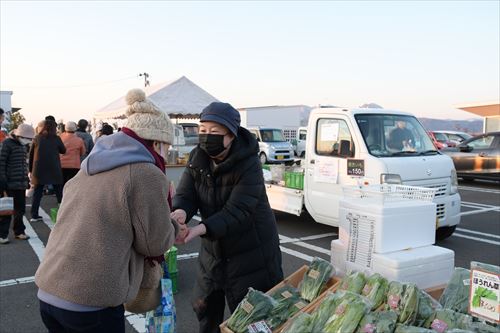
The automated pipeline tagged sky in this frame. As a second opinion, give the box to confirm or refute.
[1,1,499,125]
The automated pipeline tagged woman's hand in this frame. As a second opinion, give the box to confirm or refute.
[170,209,187,225]
[183,224,206,244]
[175,223,190,245]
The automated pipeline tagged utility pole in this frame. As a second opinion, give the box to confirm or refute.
[139,73,150,87]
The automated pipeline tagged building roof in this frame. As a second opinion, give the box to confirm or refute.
[456,101,500,117]
[94,76,219,120]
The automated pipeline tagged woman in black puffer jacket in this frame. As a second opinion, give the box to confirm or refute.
[0,124,35,243]
[171,102,283,333]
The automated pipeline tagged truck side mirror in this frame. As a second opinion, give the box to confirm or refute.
[339,140,352,157]
[458,144,473,152]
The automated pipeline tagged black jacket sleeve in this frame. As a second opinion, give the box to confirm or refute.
[172,167,199,223]
[202,161,264,240]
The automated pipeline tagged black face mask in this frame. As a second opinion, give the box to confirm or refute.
[199,134,226,157]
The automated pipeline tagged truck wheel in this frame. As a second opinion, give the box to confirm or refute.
[259,153,267,165]
[436,225,456,240]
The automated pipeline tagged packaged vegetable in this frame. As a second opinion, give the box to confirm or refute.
[445,330,474,333]
[423,308,473,333]
[464,321,500,333]
[361,273,389,310]
[439,267,470,314]
[386,281,406,315]
[309,292,342,333]
[394,324,436,333]
[399,284,419,326]
[339,271,367,294]
[265,285,304,330]
[323,293,369,333]
[415,289,441,327]
[226,288,277,333]
[299,257,334,302]
[282,312,313,333]
[356,310,398,333]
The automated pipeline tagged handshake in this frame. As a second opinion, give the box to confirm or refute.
[170,209,206,245]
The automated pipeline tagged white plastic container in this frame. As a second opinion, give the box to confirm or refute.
[371,245,455,289]
[339,198,437,254]
[331,239,347,275]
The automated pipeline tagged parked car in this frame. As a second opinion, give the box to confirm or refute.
[428,131,452,149]
[442,132,500,181]
[433,130,473,146]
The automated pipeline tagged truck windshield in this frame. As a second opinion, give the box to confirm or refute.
[355,114,437,157]
[260,129,286,142]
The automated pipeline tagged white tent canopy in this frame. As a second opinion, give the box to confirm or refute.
[93,76,219,120]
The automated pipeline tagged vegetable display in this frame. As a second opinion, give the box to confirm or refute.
[399,284,419,325]
[299,257,334,302]
[385,281,406,315]
[423,308,473,333]
[322,293,368,333]
[282,312,313,333]
[309,292,342,333]
[265,285,305,330]
[339,271,367,294]
[361,273,389,310]
[226,288,276,333]
[394,324,436,333]
[415,289,441,327]
[439,268,470,314]
[356,310,398,333]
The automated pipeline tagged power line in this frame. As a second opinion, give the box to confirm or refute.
[3,75,141,89]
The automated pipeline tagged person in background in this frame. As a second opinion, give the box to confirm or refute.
[60,121,85,186]
[171,102,283,333]
[75,119,94,161]
[388,119,415,151]
[0,108,7,143]
[45,115,56,122]
[95,123,114,142]
[35,88,178,332]
[0,124,36,243]
[29,120,66,222]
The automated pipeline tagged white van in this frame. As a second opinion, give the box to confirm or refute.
[291,127,307,157]
[266,107,461,240]
[248,127,295,164]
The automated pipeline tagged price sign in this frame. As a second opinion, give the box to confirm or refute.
[469,266,500,323]
[347,159,365,177]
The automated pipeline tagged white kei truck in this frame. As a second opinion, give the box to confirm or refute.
[265,107,462,240]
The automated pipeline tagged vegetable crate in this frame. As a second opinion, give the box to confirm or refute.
[219,265,341,333]
[284,171,304,190]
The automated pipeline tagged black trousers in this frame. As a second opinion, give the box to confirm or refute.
[193,288,240,333]
[39,300,125,333]
[62,168,79,186]
[31,184,62,218]
[0,189,27,238]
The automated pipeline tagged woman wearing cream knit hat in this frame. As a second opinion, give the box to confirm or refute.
[35,89,179,332]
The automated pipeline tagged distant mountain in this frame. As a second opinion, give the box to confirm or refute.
[418,118,483,134]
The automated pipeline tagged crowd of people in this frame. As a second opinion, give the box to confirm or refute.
[0,89,283,333]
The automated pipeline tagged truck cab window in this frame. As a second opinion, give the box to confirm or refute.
[315,119,355,158]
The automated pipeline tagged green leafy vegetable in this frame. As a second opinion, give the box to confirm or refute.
[339,271,367,294]
[361,273,389,310]
[356,310,398,333]
[265,285,305,330]
[394,323,436,333]
[439,268,470,314]
[385,281,406,314]
[415,289,441,327]
[226,288,276,333]
[423,309,473,333]
[299,257,334,302]
[399,284,419,326]
[472,287,498,308]
[282,312,313,333]
[465,321,500,333]
[309,292,342,333]
[323,295,368,333]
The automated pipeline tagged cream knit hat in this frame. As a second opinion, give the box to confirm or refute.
[125,89,173,144]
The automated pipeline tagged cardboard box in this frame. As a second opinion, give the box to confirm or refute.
[220,265,341,333]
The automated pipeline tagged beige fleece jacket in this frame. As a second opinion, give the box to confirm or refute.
[35,162,177,307]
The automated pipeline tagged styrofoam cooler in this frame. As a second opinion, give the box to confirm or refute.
[331,239,373,277]
[371,245,454,289]
[339,198,437,254]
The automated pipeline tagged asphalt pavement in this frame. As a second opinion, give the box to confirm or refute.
[0,180,499,333]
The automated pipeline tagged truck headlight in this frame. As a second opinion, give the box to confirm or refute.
[450,169,458,194]
[380,173,402,184]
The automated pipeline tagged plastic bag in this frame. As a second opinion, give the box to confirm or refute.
[265,285,304,330]
[424,308,473,333]
[399,284,419,326]
[282,312,313,333]
[339,271,367,294]
[439,267,470,314]
[299,257,334,302]
[394,323,436,333]
[309,292,342,333]
[361,273,389,310]
[357,310,398,333]
[385,281,405,315]
[322,291,371,333]
[415,289,442,327]
[145,278,176,333]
